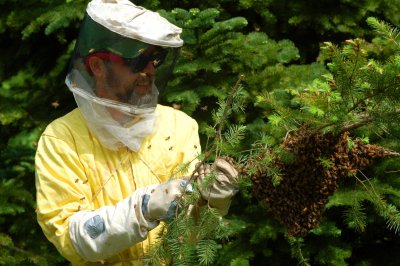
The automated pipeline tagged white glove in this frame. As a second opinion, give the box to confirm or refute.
[142,179,192,222]
[197,158,239,216]
[69,179,192,262]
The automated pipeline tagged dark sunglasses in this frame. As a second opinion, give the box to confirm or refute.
[85,46,168,74]
[123,46,168,73]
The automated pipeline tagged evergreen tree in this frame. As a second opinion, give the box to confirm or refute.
[146,16,400,265]
[0,1,85,264]
[214,18,400,265]
[1,0,400,265]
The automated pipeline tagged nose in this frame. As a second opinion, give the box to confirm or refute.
[141,61,156,76]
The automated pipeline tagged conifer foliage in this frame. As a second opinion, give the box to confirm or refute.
[240,24,400,238]
[146,21,400,261]
[1,0,400,265]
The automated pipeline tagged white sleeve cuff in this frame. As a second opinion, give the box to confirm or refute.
[68,187,158,262]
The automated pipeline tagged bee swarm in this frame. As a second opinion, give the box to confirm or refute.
[242,127,397,236]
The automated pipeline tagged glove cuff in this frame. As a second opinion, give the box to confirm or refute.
[68,187,158,261]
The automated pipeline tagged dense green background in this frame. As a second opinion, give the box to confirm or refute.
[1,0,400,265]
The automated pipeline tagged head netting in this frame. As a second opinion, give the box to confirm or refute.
[66,0,183,151]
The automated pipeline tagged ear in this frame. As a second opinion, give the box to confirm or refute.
[88,56,105,77]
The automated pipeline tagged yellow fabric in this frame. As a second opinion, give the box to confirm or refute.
[35,105,201,265]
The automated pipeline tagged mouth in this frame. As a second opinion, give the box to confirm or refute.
[134,84,151,96]
[134,75,152,94]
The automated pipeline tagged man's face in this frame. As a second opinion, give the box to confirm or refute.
[94,59,157,123]
[98,59,155,102]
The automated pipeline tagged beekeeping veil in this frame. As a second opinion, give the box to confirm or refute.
[66,0,183,151]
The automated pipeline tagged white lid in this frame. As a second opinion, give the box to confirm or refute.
[87,0,183,47]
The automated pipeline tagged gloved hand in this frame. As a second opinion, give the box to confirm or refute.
[69,179,193,262]
[196,158,239,216]
[142,179,192,222]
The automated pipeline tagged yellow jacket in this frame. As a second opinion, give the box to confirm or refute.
[35,105,201,265]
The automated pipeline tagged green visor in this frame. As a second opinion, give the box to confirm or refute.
[77,13,150,59]
[71,13,180,92]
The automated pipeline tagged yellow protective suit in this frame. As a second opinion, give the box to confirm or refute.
[35,105,201,265]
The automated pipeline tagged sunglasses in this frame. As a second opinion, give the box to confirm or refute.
[124,46,168,73]
[85,46,168,74]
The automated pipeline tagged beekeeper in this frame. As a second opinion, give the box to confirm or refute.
[35,0,239,265]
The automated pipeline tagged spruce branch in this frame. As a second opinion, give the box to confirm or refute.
[367,17,400,48]
[186,74,245,184]
[146,75,246,265]
[355,170,400,234]
[314,110,400,136]
[344,198,367,232]
[216,74,245,143]
[344,38,362,105]
[347,82,400,113]
[287,237,311,266]
[338,116,374,133]
[312,115,373,134]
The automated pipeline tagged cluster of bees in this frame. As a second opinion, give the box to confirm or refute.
[242,126,396,236]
